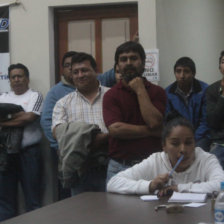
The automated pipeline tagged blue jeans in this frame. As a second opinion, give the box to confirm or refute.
[71,166,107,196]
[0,144,41,221]
[210,143,224,169]
[106,159,130,183]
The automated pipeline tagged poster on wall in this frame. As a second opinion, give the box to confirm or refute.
[0,6,10,94]
[143,49,159,82]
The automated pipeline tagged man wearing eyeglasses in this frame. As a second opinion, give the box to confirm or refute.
[41,51,77,156]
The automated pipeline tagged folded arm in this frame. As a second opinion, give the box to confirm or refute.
[108,122,162,139]
[0,111,38,127]
[107,158,153,195]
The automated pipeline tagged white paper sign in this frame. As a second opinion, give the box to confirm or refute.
[143,49,159,82]
[0,53,10,93]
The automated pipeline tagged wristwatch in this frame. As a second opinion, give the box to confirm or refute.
[7,114,12,120]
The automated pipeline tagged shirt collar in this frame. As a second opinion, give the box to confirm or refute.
[61,76,74,87]
[75,81,102,101]
[175,85,193,98]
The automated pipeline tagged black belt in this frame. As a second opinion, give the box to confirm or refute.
[113,158,142,167]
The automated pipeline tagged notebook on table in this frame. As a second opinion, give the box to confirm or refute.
[168,192,207,203]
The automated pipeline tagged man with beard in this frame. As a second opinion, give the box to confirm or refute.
[165,57,210,151]
[103,41,166,181]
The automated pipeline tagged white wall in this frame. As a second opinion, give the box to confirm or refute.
[156,0,224,88]
[0,0,156,97]
[1,0,223,92]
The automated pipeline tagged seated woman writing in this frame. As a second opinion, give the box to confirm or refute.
[107,117,224,196]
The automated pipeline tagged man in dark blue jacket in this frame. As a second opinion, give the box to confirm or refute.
[165,57,210,151]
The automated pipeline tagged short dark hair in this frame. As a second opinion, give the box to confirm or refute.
[162,117,195,146]
[8,63,29,78]
[62,51,77,67]
[219,50,224,68]
[71,52,97,72]
[114,41,146,67]
[174,57,196,75]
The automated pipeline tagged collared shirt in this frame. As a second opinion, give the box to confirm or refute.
[175,85,193,106]
[42,70,115,150]
[52,85,109,133]
[103,79,167,161]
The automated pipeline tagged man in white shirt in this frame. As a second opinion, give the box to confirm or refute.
[0,63,43,221]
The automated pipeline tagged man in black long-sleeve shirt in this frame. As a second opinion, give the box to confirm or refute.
[206,50,224,168]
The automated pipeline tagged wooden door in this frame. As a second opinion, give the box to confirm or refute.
[54,3,138,82]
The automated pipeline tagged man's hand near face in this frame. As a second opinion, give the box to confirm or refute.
[128,77,145,94]
[128,77,163,129]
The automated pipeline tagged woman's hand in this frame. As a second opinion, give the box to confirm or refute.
[157,185,178,198]
[149,173,169,193]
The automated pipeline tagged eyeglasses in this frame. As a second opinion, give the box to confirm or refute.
[63,63,71,68]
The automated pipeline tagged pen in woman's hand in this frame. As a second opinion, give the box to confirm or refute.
[169,154,184,177]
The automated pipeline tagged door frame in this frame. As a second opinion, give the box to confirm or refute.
[54,3,138,82]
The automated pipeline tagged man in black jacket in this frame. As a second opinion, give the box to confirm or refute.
[206,50,224,168]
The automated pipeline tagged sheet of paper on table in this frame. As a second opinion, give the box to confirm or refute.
[140,193,206,208]
[140,195,159,201]
[168,192,207,203]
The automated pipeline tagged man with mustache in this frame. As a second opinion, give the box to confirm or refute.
[165,57,210,151]
[52,52,110,195]
[103,41,166,181]
[40,51,116,200]
[0,63,43,221]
